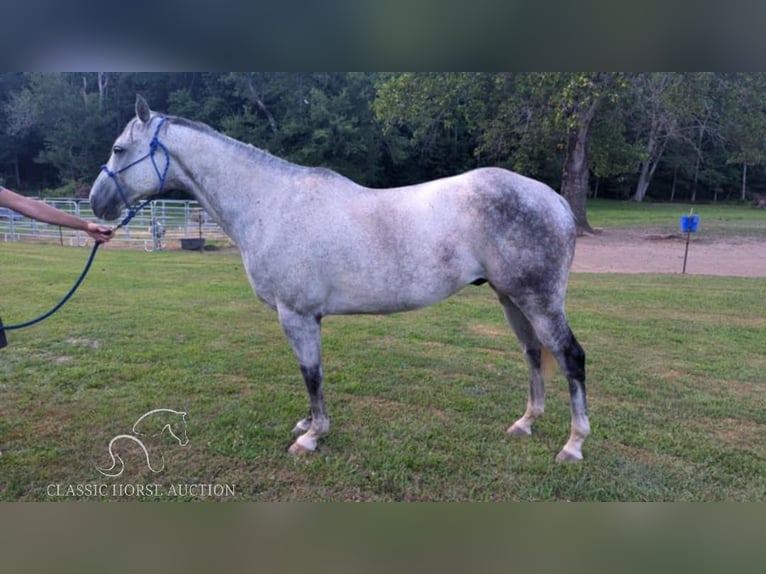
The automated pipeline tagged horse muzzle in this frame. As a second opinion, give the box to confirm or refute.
[89,176,123,221]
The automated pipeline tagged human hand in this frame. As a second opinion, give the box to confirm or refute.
[85,222,114,243]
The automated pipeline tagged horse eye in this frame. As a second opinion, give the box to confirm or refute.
[112,145,125,155]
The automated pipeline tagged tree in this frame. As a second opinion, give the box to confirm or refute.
[477,73,625,234]
[4,73,118,186]
[374,72,626,234]
[4,72,766,205]
[681,73,723,203]
[720,73,766,201]
[589,100,641,199]
[474,73,560,179]
[627,73,707,202]
[373,72,485,184]
[221,73,386,186]
[549,73,624,234]
[0,72,30,187]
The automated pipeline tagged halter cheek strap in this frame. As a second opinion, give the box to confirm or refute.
[100,116,170,229]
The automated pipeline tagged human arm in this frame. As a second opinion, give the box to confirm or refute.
[0,187,112,243]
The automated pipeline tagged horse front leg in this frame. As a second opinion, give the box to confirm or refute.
[277,306,329,454]
[291,410,313,435]
[288,363,330,454]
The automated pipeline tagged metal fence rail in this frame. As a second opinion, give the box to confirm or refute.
[0,198,231,251]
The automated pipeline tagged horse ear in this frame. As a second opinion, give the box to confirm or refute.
[135,94,151,123]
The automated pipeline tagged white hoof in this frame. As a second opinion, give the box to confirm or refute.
[288,433,317,454]
[288,441,312,455]
[507,422,532,437]
[555,448,583,462]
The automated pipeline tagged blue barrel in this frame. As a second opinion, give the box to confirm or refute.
[680,214,700,233]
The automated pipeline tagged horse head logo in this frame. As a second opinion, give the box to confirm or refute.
[96,408,188,478]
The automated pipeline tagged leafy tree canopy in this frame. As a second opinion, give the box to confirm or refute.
[2,72,765,209]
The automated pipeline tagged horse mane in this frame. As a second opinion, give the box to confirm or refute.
[165,114,346,182]
[166,115,283,164]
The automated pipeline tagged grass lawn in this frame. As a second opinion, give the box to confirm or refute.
[1,213,764,500]
[586,199,766,237]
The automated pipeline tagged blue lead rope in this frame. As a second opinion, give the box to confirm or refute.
[0,116,171,345]
[1,241,102,333]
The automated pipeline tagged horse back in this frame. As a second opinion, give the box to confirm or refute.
[243,166,575,315]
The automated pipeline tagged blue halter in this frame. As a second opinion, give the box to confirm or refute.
[100,116,170,229]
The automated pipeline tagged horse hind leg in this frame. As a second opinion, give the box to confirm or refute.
[533,313,590,462]
[552,331,589,462]
[498,292,589,461]
[508,347,556,436]
[497,294,550,437]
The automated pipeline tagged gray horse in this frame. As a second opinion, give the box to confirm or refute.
[90,96,589,461]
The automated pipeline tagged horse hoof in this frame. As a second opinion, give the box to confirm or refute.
[288,442,312,455]
[507,423,532,437]
[555,449,583,462]
[288,432,318,454]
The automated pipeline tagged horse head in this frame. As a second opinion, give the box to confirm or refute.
[165,412,189,447]
[132,408,189,446]
[90,95,170,221]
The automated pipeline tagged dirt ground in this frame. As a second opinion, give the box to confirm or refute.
[572,229,766,277]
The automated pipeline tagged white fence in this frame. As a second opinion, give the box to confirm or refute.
[0,198,231,251]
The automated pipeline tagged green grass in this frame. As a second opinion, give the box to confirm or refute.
[587,199,766,237]
[1,242,765,501]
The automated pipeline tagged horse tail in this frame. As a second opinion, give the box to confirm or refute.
[541,346,556,383]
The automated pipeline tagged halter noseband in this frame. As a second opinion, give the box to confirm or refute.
[100,116,170,229]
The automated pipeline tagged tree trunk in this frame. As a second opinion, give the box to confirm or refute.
[561,98,600,235]
[741,162,748,201]
[634,160,652,202]
[245,74,278,134]
[633,140,666,202]
[561,131,593,235]
[670,165,678,202]
[98,72,109,112]
[633,128,657,202]
[691,128,703,203]
[632,108,669,202]
[13,155,21,187]
[81,75,88,106]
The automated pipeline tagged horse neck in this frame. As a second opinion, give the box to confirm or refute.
[168,123,287,244]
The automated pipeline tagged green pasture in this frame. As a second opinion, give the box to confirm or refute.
[1,237,764,501]
[586,199,766,237]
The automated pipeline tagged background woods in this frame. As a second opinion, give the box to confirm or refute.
[2,72,766,230]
